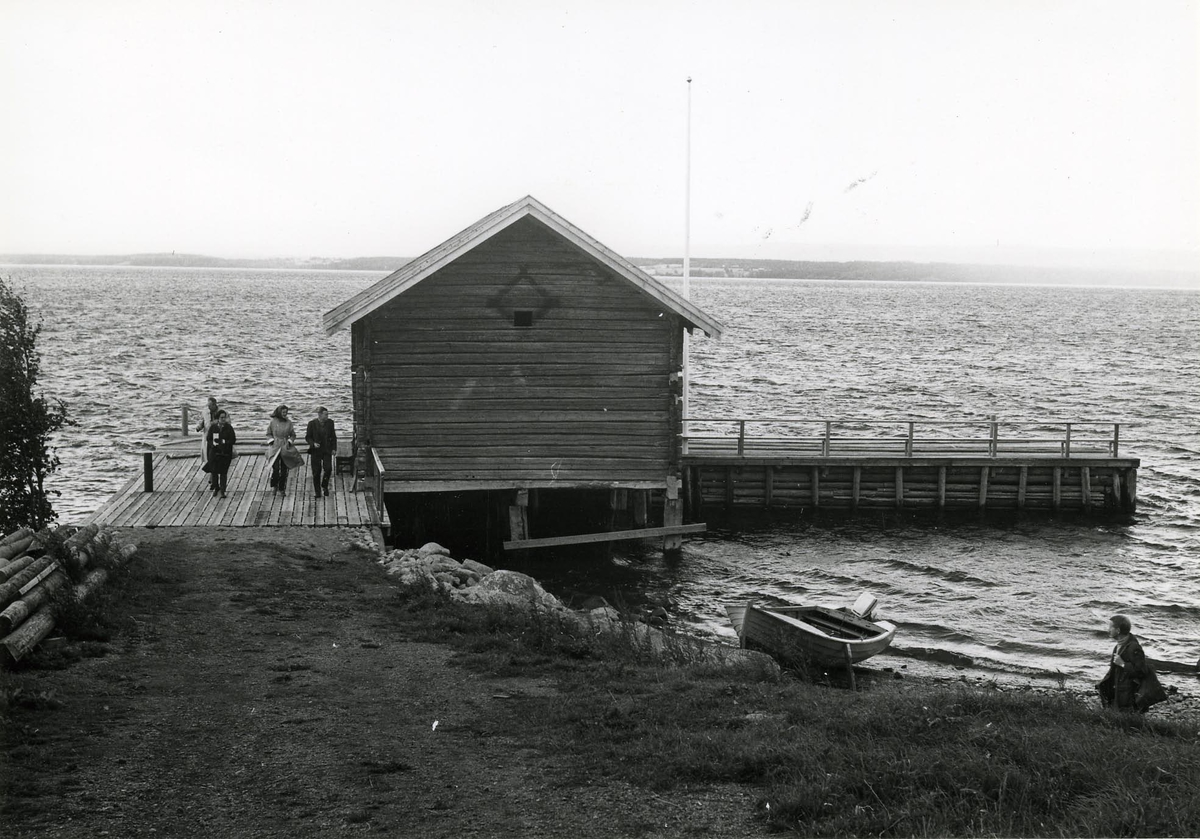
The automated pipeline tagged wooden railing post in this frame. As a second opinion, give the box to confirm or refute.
[737,420,745,456]
[823,421,832,457]
[1112,423,1120,457]
[367,446,388,524]
[906,422,914,457]
[143,452,154,492]
[989,417,998,457]
[182,405,190,436]
[1064,423,1072,458]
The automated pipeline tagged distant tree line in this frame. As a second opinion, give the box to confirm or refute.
[3,253,1186,286]
[0,254,409,272]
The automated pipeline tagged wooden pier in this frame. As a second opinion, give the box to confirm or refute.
[83,439,389,530]
[681,418,1139,514]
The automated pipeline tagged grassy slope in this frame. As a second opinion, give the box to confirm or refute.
[4,541,1199,837]
[394,584,1200,837]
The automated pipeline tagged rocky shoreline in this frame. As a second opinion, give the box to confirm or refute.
[369,538,1200,725]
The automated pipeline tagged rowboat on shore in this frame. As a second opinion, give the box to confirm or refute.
[725,593,897,669]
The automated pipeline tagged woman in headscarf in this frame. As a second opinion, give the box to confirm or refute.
[197,396,219,483]
[265,405,296,495]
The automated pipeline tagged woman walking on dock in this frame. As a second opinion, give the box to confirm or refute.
[206,410,236,498]
[265,405,296,495]
[197,396,219,479]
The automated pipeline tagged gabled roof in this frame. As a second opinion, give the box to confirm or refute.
[322,195,724,338]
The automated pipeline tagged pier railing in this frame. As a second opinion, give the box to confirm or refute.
[682,418,1125,459]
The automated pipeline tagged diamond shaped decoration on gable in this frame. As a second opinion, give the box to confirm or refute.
[484,265,562,327]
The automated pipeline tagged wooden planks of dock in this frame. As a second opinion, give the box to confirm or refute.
[83,450,389,529]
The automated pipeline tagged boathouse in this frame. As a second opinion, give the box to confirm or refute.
[322,196,723,551]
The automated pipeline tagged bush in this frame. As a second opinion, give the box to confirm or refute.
[0,277,73,532]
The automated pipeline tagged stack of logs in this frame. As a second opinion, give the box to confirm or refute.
[0,524,138,668]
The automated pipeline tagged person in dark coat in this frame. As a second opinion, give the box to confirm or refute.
[1097,614,1149,711]
[305,406,337,499]
[206,410,236,499]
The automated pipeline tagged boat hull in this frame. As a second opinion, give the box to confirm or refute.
[726,602,895,668]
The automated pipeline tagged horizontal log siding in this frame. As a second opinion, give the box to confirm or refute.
[360,217,676,485]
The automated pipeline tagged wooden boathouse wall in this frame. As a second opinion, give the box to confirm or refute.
[351,216,682,487]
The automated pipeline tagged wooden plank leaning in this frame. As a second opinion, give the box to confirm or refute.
[0,556,57,610]
[503,523,707,551]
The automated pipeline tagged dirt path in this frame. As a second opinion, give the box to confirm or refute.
[2,527,765,838]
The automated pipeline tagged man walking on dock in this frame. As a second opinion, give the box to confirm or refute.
[305,407,336,499]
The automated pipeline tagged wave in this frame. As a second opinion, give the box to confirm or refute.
[879,558,998,587]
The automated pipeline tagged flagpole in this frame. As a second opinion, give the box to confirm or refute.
[681,77,692,448]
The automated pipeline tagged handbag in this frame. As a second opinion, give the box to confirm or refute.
[281,443,304,469]
[1136,667,1169,711]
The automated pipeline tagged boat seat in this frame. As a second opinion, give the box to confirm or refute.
[849,592,878,620]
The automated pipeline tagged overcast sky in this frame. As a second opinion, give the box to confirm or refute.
[1,0,1197,271]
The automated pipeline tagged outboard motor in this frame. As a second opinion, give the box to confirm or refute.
[850,592,878,620]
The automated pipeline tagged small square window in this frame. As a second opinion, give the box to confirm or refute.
[513,310,533,328]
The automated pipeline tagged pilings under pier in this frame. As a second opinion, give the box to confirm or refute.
[682,458,1139,516]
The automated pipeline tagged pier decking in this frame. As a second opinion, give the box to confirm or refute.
[83,441,389,529]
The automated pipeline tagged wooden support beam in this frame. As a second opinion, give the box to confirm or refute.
[632,489,648,526]
[937,466,946,509]
[763,465,774,509]
[811,466,820,508]
[689,467,704,519]
[507,488,529,542]
[664,475,684,552]
[895,466,904,508]
[852,466,861,510]
[1110,470,1122,511]
[503,523,707,551]
[1052,467,1061,510]
[1081,466,1091,510]
[724,466,734,512]
[1125,468,1137,511]
[1017,466,1028,509]
[612,488,628,510]
[978,466,989,509]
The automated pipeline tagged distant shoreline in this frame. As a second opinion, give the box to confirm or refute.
[2,253,1197,288]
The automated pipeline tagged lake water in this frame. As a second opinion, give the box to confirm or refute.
[6,264,1200,687]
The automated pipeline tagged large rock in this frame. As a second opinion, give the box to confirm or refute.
[461,558,494,577]
[450,570,564,612]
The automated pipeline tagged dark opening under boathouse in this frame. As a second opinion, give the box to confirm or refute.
[322,195,724,552]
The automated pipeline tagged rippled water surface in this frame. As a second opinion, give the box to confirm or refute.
[9,266,1200,686]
